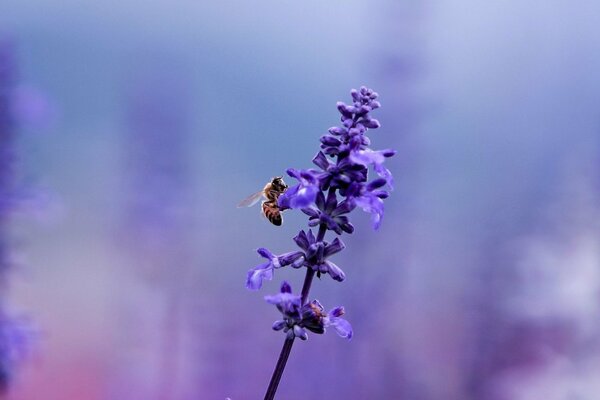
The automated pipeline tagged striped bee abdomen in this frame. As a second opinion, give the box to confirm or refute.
[262,202,283,226]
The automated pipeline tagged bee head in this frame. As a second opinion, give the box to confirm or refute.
[272,176,288,191]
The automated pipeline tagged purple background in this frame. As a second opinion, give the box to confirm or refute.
[2,1,600,399]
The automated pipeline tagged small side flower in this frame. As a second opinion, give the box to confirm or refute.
[266,282,352,341]
[246,248,304,290]
[277,169,320,210]
[293,230,346,281]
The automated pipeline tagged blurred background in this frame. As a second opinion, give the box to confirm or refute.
[1,1,600,399]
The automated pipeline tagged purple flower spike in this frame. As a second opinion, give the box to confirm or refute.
[244,87,394,399]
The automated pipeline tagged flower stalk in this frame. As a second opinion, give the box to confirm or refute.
[245,87,395,399]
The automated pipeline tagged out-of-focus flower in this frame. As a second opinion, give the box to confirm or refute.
[0,313,37,392]
[12,85,55,129]
[0,39,39,394]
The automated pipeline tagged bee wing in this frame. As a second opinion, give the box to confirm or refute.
[237,191,264,208]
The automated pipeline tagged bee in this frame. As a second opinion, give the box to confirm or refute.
[238,176,288,226]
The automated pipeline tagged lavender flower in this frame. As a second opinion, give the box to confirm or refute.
[266,281,352,341]
[301,190,355,235]
[350,148,396,189]
[324,306,353,340]
[292,229,346,281]
[246,248,304,290]
[245,87,394,400]
[277,168,319,210]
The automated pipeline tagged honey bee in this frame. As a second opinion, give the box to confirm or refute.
[238,176,288,226]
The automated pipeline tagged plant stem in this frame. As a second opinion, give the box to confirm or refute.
[301,223,327,304]
[263,222,328,400]
[263,337,294,400]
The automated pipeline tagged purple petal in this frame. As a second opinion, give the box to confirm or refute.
[381,149,396,158]
[324,261,346,282]
[332,200,355,216]
[366,178,387,191]
[354,194,384,230]
[246,265,273,290]
[286,168,302,180]
[374,164,394,189]
[329,317,353,340]
[277,185,297,209]
[306,229,316,244]
[306,242,321,261]
[280,281,292,293]
[312,151,331,170]
[348,126,366,136]
[307,219,320,228]
[289,185,318,208]
[325,190,338,211]
[360,118,380,129]
[324,237,345,258]
[293,325,308,340]
[328,126,347,136]
[264,291,299,307]
[315,191,326,210]
[278,251,304,267]
[339,220,354,234]
[293,230,310,251]
[272,320,286,331]
[320,136,342,147]
[301,207,319,218]
[336,102,354,118]
[257,247,275,260]
[350,149,385,167]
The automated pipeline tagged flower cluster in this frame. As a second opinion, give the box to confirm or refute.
[265,281,352,341]
[278,86,395,230]
[246,86,395,344]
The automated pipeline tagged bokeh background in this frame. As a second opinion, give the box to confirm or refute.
[1,1,600,399]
